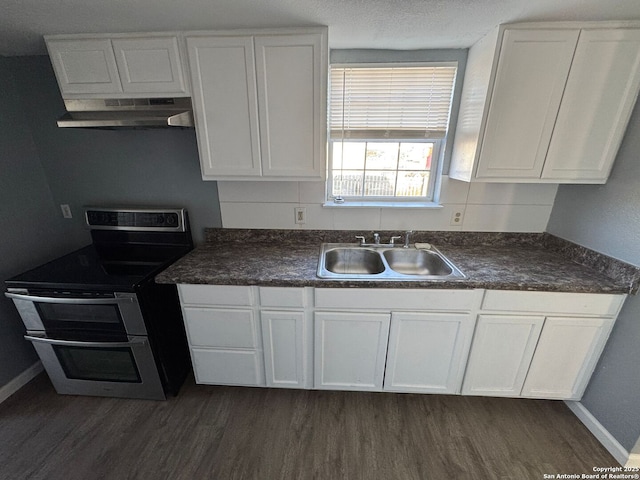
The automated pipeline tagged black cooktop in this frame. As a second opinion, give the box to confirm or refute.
[5,244,191,292]
[6,207,193,293]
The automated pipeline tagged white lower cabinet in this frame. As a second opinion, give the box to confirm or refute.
[177,284,624,401]
[521,316,614,400]
[314,312,391,391]
[261,310,307,389]
[384,312,475,394]
[462,315,545,397]
[462,292,625,400]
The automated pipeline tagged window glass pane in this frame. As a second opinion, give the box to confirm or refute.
[333,142,366,170]
[365,142,399,170]
[396,171,430,197]
[364,171,396,196]
[333,170,364,196]
[399,143,433,170]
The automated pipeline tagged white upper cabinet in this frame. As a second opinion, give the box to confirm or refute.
[542,29,640,181]
[186,28,327,181]
[45,34,188,98]
[186,36,262,177]
[450,22,640,184]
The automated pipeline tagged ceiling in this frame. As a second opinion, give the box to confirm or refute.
[1,0,640,56]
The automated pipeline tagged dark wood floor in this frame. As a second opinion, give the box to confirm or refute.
[0,374,617,480]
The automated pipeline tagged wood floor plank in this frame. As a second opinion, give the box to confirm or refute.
[0,374,619,479]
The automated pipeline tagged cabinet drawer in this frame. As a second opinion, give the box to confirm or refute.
[178,284,253,306]
[183,307,256,348]
[315,288,481,311]
[259,287,306,308]
[191,348,264,386]
[482,290,625,316]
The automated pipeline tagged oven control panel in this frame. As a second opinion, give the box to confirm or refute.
[85,208,185,232]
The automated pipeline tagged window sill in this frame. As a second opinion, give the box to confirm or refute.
[323,201,443,209]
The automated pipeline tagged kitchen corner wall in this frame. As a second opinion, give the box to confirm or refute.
[218,176,558,231]
[547,100,640,454]
[0,57,74,388]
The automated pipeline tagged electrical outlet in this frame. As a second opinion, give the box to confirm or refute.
[60,204,72,219]
[294,207,306,225]
[450,210,464,226]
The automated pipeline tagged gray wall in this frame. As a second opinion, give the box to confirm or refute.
[11,56,221,245]
[0,57,75,386]
[547,100,640,452]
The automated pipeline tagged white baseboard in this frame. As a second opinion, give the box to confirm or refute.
[626,454,640,468]
[0,361,43,404]
[565,400,631,466]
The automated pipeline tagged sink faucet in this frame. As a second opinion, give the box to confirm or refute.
[403,230,413,248]
[373,233,380,245]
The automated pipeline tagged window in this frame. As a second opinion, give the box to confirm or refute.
[328,64,458,205]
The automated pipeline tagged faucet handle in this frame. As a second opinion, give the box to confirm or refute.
[355,235,366,246]
[403,230,413,248]
[389,235,402,246]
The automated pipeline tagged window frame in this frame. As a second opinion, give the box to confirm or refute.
[328,137,444,204]
[324,51,467,208]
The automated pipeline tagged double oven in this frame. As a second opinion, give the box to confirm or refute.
[5,207,193,400]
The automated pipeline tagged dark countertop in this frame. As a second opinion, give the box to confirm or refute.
[156,230,638,294]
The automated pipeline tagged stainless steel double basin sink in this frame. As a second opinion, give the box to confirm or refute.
[317,243,465,280]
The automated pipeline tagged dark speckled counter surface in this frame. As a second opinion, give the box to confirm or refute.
[156,229,640,294]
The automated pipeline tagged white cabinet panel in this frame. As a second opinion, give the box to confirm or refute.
[542,29,640,181]
[314,312,390,391]
[112,37,187,94]
[46,39,122,95]
[191,348,264,386]
[259,287,307,308]
[178,284,253,306]
[255,34,324,178]
[522,317,614,399]
[384,312,475,394]
[261,311,306,388]
[315,288,482,311]
[482,290,625,316]
[477,29,579,179]
[187,35,262,178]
[183,307,257,348]
[462,315,544,397]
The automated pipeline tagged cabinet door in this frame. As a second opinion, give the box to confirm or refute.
[191,348,264,386]
[186,36,262,178]
[476,29,579,179]
[112,37,187,94]
[314,312,390,391]
[384,312,475,394]
[46,38,122,95]
[462,314,544,397]
[542,29,640,182]
[261,311,306,389]
[255,33,326,179]
[521,317,614,400]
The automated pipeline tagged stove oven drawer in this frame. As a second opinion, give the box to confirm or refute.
[24,334,165,400]
[5,291,147,336]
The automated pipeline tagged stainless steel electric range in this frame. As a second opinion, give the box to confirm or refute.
[5,207,193,400]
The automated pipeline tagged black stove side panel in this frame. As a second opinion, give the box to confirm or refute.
[136,280,191,396]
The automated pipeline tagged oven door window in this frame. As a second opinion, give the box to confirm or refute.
[53,345,141,383]
[36,303,124,335]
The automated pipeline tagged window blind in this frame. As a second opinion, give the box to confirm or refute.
[330,65,457,140]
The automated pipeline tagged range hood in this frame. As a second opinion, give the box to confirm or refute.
[57,97,194,128]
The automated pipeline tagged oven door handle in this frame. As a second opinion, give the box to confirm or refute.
[24,335,147,348]
[5,292,133,305]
